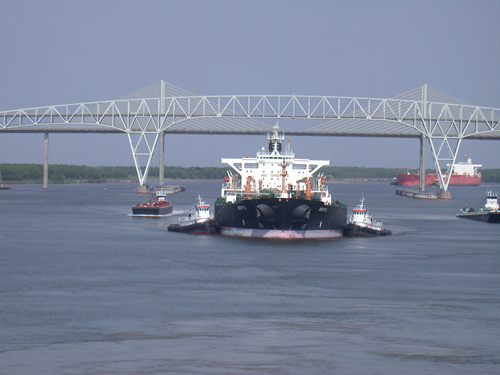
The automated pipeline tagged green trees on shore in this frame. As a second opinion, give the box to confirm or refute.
[1,163,500,183]
[0,164,132,183]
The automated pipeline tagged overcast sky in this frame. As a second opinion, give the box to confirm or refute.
[1,0,499,170]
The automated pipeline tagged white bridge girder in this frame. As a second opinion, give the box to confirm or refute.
[1,83,499,189]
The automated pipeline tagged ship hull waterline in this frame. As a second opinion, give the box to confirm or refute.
[168,220,219,234]
[343,223,392,237]
[456,212,500,223]
[132,205,173,216]
[214,197,347,239]
[393,173,481,187]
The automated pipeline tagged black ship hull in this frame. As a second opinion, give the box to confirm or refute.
[343,223,392,237]
[132,205,173,216]
[456,212,500,223]
[214,197,347,239]
[168,219,219,234]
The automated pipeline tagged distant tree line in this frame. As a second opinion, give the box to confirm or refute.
[1,163,500,183]
[0,164,132,183]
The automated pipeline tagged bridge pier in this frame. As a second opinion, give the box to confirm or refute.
[438,190,452,199]
[419,134,426,191]
[158,80,166,187]
[159,131,165,187]
[43,132,49,189]
[419,84,427,192]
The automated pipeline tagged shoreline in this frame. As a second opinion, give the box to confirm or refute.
[2,178,397,185]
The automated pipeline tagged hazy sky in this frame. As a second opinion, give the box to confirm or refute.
[1,0,499,169]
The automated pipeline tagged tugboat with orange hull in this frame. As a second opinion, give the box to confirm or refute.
[214,125,347,239]
[132,188,173,216]
[168,195,219,234]
[456,190,500,223]
[343,196,392,237]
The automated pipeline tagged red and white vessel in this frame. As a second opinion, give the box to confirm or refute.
[391,156,482,187]
[168,195,218,234]
[343,195,392,236]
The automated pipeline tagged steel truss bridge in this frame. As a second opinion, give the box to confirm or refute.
[1,81,499,191]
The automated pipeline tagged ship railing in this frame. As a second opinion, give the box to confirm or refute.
[256,150,295,158]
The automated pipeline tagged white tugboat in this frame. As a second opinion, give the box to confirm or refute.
[456,190,500,223]
[168,195,219,234]
[214,124,347,239]
[343,195,392,236]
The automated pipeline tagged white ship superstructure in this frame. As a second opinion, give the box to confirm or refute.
[221,124,331,204]
[448,155,482,177]
[483,191,499,211]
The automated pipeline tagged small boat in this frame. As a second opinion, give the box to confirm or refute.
[132,187,173,216]
[168,195,219,234]
[343,195,392,236]
[456,190,500,223]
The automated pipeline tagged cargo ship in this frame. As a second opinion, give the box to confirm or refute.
[456,190,500,223]
[391,156,482,187]
[132,187,173,216]
[214,125,347,239]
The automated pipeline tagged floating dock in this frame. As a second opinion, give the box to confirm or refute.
[136,184,186,194]
[396,189,438,200]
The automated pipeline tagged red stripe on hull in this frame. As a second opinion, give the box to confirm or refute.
[394,174,481,186]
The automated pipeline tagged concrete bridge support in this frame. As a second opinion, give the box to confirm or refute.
[159,131,165,187]
[43,132,49,189]
[419,84,427,192]
[419,134,426,192]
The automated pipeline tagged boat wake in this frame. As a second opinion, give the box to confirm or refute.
[128,213,173,218]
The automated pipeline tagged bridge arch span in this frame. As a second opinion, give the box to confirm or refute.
[1,83,499,190]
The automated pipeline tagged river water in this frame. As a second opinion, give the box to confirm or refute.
[1,181,499,374]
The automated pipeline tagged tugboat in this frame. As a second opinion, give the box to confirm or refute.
[132,187,173,216]
[456,190,500,223]
[168,195,219,234]
[343,195,392,236]
[214,124,347,239]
